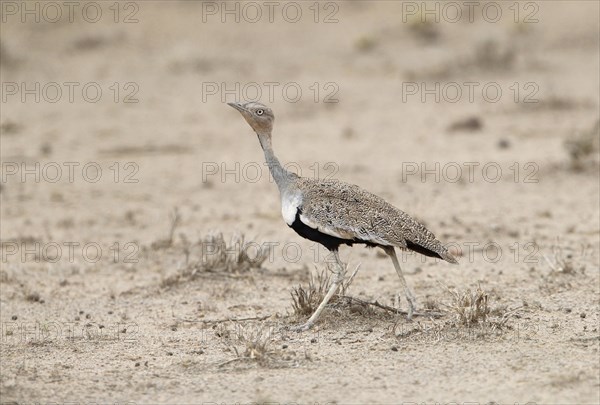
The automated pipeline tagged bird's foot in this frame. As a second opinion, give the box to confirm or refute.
[289,321,314,332]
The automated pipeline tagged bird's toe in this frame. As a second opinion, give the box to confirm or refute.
[290,322,313,332]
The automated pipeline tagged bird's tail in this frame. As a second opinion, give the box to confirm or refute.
[439,249,459,264]
[405,240,459,264]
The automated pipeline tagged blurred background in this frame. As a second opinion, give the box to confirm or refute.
[2,1,598,243]
[1,1,599,402]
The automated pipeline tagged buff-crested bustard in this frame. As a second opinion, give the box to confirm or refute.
[228,101,458,331]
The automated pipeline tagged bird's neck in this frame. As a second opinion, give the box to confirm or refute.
[257,131,290,191]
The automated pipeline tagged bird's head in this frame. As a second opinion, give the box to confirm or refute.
[228,101,274,135]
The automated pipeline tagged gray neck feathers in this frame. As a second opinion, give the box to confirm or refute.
[257,132,291,192]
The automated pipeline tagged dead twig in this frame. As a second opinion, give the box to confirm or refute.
[173,314,272,325]
[217,357,249,368]
[339,296,445,318]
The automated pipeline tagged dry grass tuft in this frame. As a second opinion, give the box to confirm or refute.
[444,285,490,327]
[197,232,269,273]
[290,269,332,316]
[160,232,269,288]
[564,119,599,171]
[439,284,524,331]
[423,296,441,311]
[395,285,524,343]
[543,244,586,276]
[235,329,272,365]
[151,207,181,250]
[290,261,360,316]
[538,241,589,293]
[217,324,290,368]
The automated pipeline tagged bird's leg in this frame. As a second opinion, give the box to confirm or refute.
[384,246,416,320]
[292,250,345,332]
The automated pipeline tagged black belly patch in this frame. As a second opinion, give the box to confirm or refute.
[289,210,445,260]
[289,210,377,251]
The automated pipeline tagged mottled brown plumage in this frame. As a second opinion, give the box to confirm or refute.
[292,177,458,263]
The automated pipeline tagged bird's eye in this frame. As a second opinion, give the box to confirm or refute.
[256,109,264,116]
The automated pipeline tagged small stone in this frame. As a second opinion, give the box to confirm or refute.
[26,293,41,302]
[447,116,483,133]
[497,138,511,149]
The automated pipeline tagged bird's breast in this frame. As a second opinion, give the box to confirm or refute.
[281,191,302,226]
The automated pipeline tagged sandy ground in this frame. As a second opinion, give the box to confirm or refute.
[1,1,599,403]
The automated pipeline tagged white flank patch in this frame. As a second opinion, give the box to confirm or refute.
[281,192,302,226]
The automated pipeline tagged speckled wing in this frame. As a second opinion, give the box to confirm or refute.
[294,178,408,247]
[294,177,457,263]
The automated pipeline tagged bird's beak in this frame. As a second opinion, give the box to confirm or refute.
[227,102,247,113]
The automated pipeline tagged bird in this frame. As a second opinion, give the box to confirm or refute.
[228,101,458,331]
